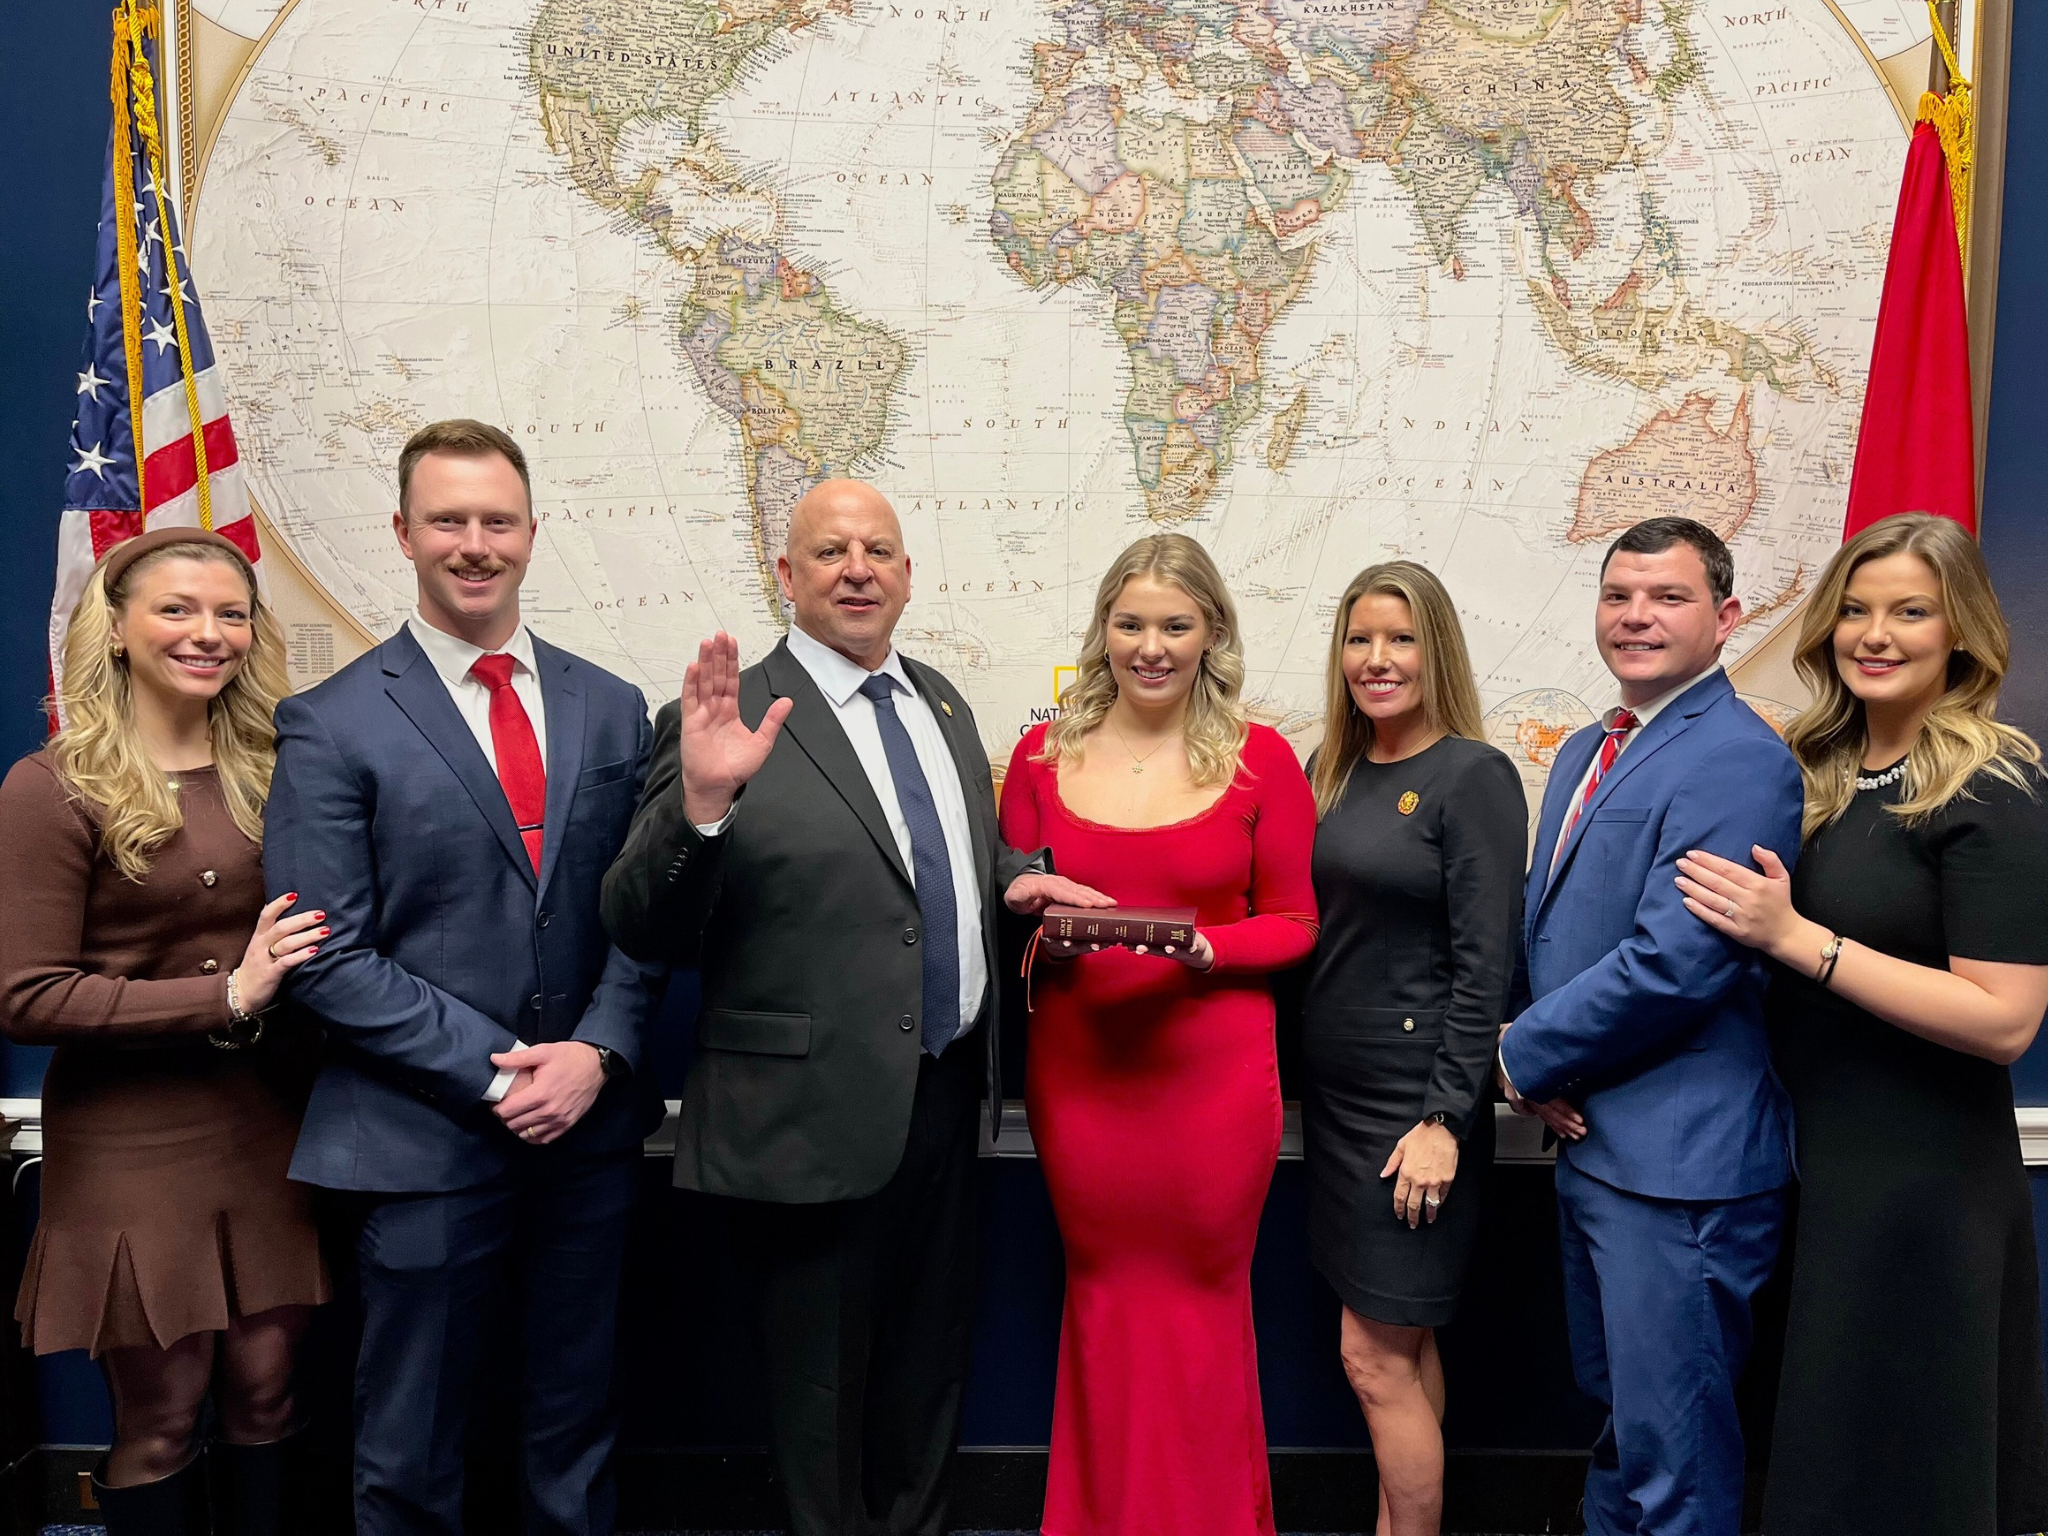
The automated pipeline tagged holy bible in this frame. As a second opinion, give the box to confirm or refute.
[1040,905,1199,954]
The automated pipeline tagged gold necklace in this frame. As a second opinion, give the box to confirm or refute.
[1109,716,1174,775]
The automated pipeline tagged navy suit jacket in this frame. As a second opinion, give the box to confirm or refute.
[266,627,665,1193]
[1499,669,1802,1202]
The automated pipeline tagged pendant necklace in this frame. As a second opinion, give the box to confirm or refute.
[1110,717,1172,775]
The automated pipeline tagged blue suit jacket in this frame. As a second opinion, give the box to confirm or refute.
[266,627,666,1193]
[1499,670,1802,1202]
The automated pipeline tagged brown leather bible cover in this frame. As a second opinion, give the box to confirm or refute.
[1040,905,1199,953]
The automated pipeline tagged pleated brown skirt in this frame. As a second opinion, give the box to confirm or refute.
[16,1035,329,1357]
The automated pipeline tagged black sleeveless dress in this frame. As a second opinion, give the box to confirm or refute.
[1763,763,2048,1535]
[1299,736,1525,1327]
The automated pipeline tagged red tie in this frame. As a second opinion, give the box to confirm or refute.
[470,654,545,873]
[1552,708,1639,871]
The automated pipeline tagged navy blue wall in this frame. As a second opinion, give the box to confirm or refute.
[5,0,2048,1464]
[1982,10,2048,1102]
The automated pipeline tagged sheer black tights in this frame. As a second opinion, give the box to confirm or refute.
[98,1303,313,1487]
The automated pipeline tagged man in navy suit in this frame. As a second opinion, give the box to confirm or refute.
[1499,517,1803,1536]
[265,419,664,1536]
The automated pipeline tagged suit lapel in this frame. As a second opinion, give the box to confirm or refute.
[763,640,913,889]
[1536,671,1732,923]
[533,636,585,901]
[905,656,993,900]
[382,628,537,888]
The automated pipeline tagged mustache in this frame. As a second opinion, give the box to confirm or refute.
[445,559,509,577]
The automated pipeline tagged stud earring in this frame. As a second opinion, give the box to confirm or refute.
[111,643,125,658]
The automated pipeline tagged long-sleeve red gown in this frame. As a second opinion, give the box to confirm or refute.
[1000,722,1319,1536]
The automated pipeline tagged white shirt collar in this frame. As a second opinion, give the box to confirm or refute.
[785,621,913,706]
[406,610,539,690]
[1609,663,1722,731]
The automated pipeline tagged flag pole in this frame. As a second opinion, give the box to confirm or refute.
[107,3,148,517]
[120,0,216,531]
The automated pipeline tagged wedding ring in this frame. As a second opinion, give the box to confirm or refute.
[1724,898,1738,916]
[266,942,280,959]
[1425,1195,1441,1209]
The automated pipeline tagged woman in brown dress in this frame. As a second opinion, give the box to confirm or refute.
[1,528,329,1533]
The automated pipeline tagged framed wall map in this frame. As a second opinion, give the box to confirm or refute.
[165,0,2003,815]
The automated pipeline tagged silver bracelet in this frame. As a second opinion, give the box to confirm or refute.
[210,970,267,1050]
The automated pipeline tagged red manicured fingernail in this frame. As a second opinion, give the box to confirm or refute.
[306,946,320,956]
[317,928,330,937]
[286,893,298,902]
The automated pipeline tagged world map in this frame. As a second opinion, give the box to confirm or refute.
[188,0,1927,810]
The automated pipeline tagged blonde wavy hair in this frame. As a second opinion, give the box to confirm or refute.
[1038,534,1249,786]
[1311,561,1486,817]
[1788,512,2038,840]
[50,542,288,881]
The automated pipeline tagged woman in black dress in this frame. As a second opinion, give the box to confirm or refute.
[1674,513,2048,1536]
[1300,561,1525,1536]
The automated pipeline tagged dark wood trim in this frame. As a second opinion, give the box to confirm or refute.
[1970,0,2014,506]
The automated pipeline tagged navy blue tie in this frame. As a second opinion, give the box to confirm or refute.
[859,673,961,1056]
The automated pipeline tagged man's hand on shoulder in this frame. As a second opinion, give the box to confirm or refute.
[679,632,793,826]
[1003,872,1114,916]
[490,1041,607,1145]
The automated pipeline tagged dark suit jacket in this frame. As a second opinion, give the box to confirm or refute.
[601,637,1038,1204]
[1500,669,1803,1202]
[266,627,666,1194]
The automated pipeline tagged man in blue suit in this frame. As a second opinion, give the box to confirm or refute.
[265,419,664,1535]
[1499,517,1803,1536]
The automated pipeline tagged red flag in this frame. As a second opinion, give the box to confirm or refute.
[1844,119,1975,538]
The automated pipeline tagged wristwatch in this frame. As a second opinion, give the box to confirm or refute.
[591,1046,628,1080]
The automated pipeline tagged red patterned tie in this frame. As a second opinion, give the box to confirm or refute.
[1552,708,1639,872]
[470,654,545,873]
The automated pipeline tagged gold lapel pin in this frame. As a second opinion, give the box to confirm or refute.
[1397,791,1420,816]
[941,701,954,717]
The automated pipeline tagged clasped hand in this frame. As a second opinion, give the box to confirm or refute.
[491,1041,607,1145]
[1496,1021,1586,1143]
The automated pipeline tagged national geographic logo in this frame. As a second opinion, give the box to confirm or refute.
[1017,665,1076,737]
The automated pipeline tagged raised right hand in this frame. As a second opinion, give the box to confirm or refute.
[680,632,794,825]
[234,893,327,1012]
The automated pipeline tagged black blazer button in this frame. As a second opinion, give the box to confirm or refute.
[537,911,551,929]
[899,1015,915,1032]
[903,928,918,945]
[529,994,544,1011]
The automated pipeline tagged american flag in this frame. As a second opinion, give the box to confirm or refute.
[52,0,261,717]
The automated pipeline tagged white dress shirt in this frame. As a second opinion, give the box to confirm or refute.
[405,612,548,774]
[707,623,989,1039]
[406,611,545,1102]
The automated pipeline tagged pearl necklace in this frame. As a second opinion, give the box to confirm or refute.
[1853,761,1906,791]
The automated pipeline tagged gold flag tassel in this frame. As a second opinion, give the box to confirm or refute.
[1918,0,1973,269]
[118,0,216,531]
[107,2,148,515]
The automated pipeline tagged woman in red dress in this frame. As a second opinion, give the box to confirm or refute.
[1000,534,1318,1536]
